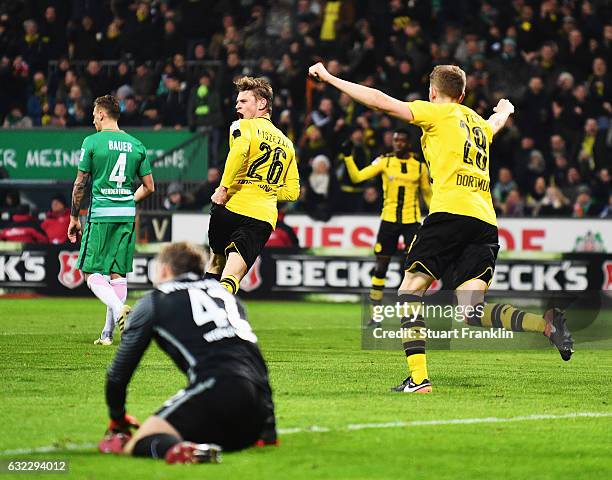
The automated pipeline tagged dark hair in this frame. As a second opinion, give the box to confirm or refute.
[94,94,120,119]
[234,76,273,112]
[429,65,466,100]
[51,193,67,206]
[393,128,410,136]
[157,242,206,277]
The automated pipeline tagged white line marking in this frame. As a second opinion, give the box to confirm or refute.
[1,412,610,456]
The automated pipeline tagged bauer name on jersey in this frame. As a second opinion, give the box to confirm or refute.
[407,100,496,226]
[78,130,151,223]
[221,117,299,228]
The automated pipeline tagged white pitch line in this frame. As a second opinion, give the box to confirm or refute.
[1,412,611,456]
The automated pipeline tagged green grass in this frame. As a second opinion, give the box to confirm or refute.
[0,298,611,479]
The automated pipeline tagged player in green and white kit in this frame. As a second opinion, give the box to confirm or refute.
[68,95,155,345]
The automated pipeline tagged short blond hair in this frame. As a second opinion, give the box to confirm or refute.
[157,242,206,277]
[429,65,466,100]
[234,76,273,112]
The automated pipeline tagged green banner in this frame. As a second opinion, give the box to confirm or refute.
[0,129,207,181]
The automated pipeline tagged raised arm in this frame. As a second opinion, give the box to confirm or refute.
[487,99,515,136]
[344,154,383,184]
[308,62,414,123]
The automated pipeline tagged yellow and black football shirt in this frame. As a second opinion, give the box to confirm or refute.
[220,116,299,229]
[407,100,496,226]
[344,152,432,224]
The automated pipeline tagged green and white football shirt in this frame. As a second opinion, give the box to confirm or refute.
[78,129,152,223]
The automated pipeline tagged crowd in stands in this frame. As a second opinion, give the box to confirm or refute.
[0,0,610,227]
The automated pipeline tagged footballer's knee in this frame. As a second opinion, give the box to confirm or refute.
[455,280,487,325]
[123,415,181,455]
[399,271,433,296]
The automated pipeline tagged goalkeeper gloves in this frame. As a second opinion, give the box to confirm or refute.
[108,414,140,435]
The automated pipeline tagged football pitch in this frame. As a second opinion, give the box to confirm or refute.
[1,297,611,479]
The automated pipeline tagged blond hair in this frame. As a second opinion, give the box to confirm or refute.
[157,242,206,276]
[234,76,273,112]
[429,65,466,100]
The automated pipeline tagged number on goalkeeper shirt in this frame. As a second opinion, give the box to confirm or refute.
[109,152,127,188]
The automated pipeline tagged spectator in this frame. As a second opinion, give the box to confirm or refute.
[84,60,111,99]
[573,118,609,172]
[49,101,69,127]
[572,186,599,217]
[163,182,193,211]
[159,75,187,127]
[501,189,526,217]
[20,19,48,73]
[69,16,99,60]
[305,154,337,221]
[539,186,572,217]
[493,167,517,205]
[359,186,383,214]
[187,73,223,165]
[40,194,70,244]
[121,96,142,127]
[526,176,548,216]
[132,63,157,101]
[599,194,612,218]
[191,168,222,210]
[2,106,32,128]
[0,206,48,243]
[40,6,67,60]
[563,167,586,203]
[162,20,185,59]
[550,154,570,188]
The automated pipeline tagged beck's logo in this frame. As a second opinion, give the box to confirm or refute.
[58,251,84,289]
[240,256,263,292]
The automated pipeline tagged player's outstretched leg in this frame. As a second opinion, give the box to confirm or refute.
[457,283,574,361]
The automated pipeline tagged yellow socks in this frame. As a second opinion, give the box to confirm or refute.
[480,303,546,332]
[220,275,240,294]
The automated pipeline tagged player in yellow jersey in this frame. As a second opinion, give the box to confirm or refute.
[206,76,299,294]
[342,129,431,324]
[309,62,574,393]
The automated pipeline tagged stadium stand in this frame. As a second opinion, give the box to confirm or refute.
[0,0,610,237]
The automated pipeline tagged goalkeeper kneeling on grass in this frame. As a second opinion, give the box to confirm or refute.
[99,242,277,464]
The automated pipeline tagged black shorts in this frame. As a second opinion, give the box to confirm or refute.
[375,221,420,256]
[404,212,500,288]
[155,376,267,451]
[208,206,273,269]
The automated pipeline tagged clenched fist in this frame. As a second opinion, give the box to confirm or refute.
[308,62,331,83]
[493,98,515,115]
